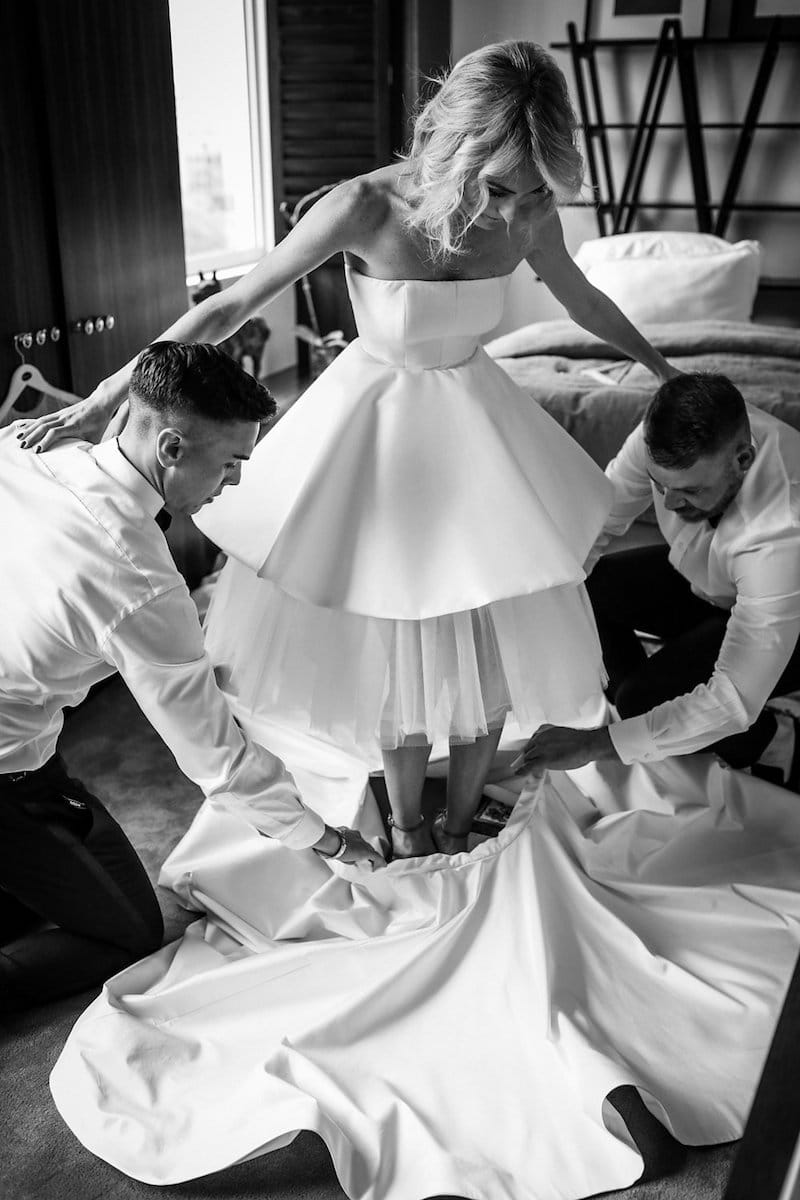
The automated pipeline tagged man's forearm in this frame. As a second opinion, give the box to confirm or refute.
[106,597,326,847]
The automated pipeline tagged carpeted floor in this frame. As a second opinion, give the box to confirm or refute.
[0,678,738,1200]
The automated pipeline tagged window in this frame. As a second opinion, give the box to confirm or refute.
[169,0,273,280]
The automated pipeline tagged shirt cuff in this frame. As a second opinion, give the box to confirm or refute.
[265,804,326,850]
[608,715,664,765]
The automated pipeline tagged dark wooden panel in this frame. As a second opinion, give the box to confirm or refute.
[270,0,392,368]
[278,1,377,19]
[393,0,451,149]
[37,0,187,396]
[284,145,376,159]
[273,0,391,209]
[281,84,378,102]
[0,3,71,399]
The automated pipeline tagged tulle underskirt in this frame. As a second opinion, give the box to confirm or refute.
[204,557,607,755]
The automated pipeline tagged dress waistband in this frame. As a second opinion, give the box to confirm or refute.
[357,342,480,372]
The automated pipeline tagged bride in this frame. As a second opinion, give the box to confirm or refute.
[22,39,800,1200]
[20,40,676,862]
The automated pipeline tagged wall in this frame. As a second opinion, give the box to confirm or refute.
[451,0,800,337]
[256,286,296,375]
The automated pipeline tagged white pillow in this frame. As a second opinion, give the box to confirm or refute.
[574,231,761,323]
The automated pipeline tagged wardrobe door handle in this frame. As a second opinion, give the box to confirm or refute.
[72,315,115,335]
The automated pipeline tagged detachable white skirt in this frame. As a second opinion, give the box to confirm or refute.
[205,563,607,754]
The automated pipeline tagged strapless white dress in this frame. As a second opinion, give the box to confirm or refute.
[194,267,613,755]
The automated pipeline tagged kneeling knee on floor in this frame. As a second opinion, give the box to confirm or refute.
[120,910,164,958]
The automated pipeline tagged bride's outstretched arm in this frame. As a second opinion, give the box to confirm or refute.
[18,179,381,451]
[527,211,681,384]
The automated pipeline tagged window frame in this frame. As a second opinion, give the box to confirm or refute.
[171,0,275,283]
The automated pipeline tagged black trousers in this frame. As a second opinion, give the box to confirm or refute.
[587,544,800,768]
[0,755,163,1012]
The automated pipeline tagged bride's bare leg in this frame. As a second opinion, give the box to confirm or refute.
[434,726,505,855]
[382,742,435,858]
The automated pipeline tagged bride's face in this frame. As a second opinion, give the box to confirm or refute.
[469,164,554,231]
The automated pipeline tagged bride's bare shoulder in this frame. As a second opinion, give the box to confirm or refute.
[323,166,408,239]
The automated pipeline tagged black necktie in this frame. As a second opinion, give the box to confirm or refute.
[155,508,172,532]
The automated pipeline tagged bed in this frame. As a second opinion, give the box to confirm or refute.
[486,317,800,470]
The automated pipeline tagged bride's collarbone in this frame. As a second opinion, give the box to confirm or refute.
[349,202,532,281]
[352,241,524,283]
[419,234,528,282]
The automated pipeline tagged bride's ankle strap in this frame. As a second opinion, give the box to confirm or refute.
[387,813,426,833]
[434,810,470,839]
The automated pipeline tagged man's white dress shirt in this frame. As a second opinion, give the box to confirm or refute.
[587,404,800,765]
[0,428,324,848]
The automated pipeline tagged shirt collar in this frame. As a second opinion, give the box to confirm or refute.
[90,438,164,519]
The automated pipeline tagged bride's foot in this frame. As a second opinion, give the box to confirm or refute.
[431,811,470,856]
[388,814,435,859]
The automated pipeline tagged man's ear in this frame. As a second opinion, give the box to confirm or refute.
[255,419,272,445]
[155,428,184,469]
[736,442,756,473]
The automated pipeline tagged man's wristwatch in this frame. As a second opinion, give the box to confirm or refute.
[315,826,348,860]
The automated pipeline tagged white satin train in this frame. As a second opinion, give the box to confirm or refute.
[49,710,800,1200]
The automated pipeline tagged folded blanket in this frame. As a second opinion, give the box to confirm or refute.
[485,319,800,469]
[485,318,800,362]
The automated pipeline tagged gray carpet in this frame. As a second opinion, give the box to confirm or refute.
[0,678,737,1200]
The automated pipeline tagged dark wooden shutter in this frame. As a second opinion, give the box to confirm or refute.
[268,0,390,216]
[264,1,450,355]
[265,1,390,349]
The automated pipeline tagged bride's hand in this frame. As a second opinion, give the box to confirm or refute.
[15,391,122,452]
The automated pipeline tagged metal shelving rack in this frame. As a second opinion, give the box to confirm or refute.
[551,12,799,290]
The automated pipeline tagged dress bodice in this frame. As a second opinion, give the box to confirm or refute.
[345,265,511,369]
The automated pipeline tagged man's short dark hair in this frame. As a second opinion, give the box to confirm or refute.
[644,373,748,469]
[129,342,276,425]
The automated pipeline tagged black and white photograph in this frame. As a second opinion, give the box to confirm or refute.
[2,2,800,1199]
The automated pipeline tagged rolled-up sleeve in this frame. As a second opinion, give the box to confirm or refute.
[102,586,325,848]
[609,531,800,763]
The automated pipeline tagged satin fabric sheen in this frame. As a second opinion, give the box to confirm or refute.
[195,269,612,618]
[194,270,612,753]
[50,710,800,1198]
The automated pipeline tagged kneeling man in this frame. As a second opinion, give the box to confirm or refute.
[520,372,800,783]
[0,341,382,1012]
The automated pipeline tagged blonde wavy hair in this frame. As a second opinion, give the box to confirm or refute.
[403,41,584,258]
